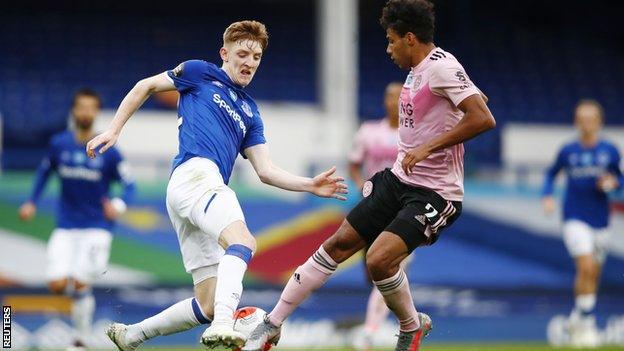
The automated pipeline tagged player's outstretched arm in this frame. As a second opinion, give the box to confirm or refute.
[245,144,348,200]
[401,94,495,174]
[86,72,175,158]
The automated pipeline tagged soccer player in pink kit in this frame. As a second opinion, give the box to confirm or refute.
[243,1,496,350]
[349,82,402,190]
[349,82,404,351]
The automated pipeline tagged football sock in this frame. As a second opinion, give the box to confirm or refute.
[373,269,420,332]
[269,245,337,327]
[572,293,597,320]
[71,288,95,343]
[212,244,253,327]
[126,297,210,343]
[364,287,391,334]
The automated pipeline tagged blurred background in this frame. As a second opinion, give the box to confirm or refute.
[1,0,623,349]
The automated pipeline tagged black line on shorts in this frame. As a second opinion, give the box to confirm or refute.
[204,193,217,213]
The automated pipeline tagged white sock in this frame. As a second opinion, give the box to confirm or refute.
[126,297,210,343]
[71,290,95,343]
[573,294,597,319]
[213,245,252,327]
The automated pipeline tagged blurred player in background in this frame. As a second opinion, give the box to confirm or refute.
[349,82,401,190]
[243,1,495,350]
[86,21,346,350]
[18,89,135,351]
[349,82,404,351]
[542,99,623,348]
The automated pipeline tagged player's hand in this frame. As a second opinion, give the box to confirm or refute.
[18,202,37,221]
[102,198,120,220]
[86,130,119,159]
[542,196,556,215]
[401,145,431,175]
[310,166,348,201]
[597,173,619,192]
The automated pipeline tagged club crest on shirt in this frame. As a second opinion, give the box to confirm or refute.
[597,152,610,166]
[241,101,254,118]
[173,63,184,77]
[404,71,414,87]
[412,74,422,90]
[229,88,238,101]
[73,151,86,165]
[362,180,373,197]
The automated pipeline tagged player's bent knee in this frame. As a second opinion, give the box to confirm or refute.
[366,250,399,280]
[219,221,257,252]
[73,280,89,292]
[48,279,69,294]
[321,221,364,264]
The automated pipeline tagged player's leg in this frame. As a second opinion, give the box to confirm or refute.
[107,209,215,350]
[116,277,215,349]
[370,192,460,351]
[106,228,217,351]
[190,186,254,348]
[366,232,417,334]
[243,171,397,351]
[69,229,112,348]
[563,220,602,347]
[360,255,410,349]
[241,219,367,351]
[46,229,85,350]
[268,219,367,326]
[46,229,72,294]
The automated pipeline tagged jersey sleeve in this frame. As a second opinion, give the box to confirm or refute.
[541,147,567,196]
[29,137,58,203]
[609,146,624,191]
[108,149,137,204]
[348,124,367,164]
[429,59,481,107]
[240,117,267,159]
[166,60,208,92]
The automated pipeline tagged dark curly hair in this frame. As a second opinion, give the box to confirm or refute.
[380,0,435,43]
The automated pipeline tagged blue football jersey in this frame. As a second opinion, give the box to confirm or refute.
[166,60,266,183]
[542,139,624,228]
[29,130,136,230]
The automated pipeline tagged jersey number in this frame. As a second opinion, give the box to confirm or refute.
[425,203,438,219]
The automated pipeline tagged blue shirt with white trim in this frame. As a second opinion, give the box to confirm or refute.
[29,130,136,230]
[542,139,623,228]
[166,60,266,183]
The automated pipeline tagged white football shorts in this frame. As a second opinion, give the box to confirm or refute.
[563,220,610,264]
[46,228,112,284]
[166,157,245,285]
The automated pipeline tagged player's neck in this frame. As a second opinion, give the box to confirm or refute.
[579,134,599,147]
[411,43,436,68]
[75,129,94,144]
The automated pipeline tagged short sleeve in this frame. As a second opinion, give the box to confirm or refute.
[348,124,367,164]
[108,149,134,184]
[429,60,481,107]
[166,60,208,92]
[240,117,267,158]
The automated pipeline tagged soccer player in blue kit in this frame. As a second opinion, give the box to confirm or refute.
[86,21,347,350]
[542,99,623,348]
[19,89,136,351]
